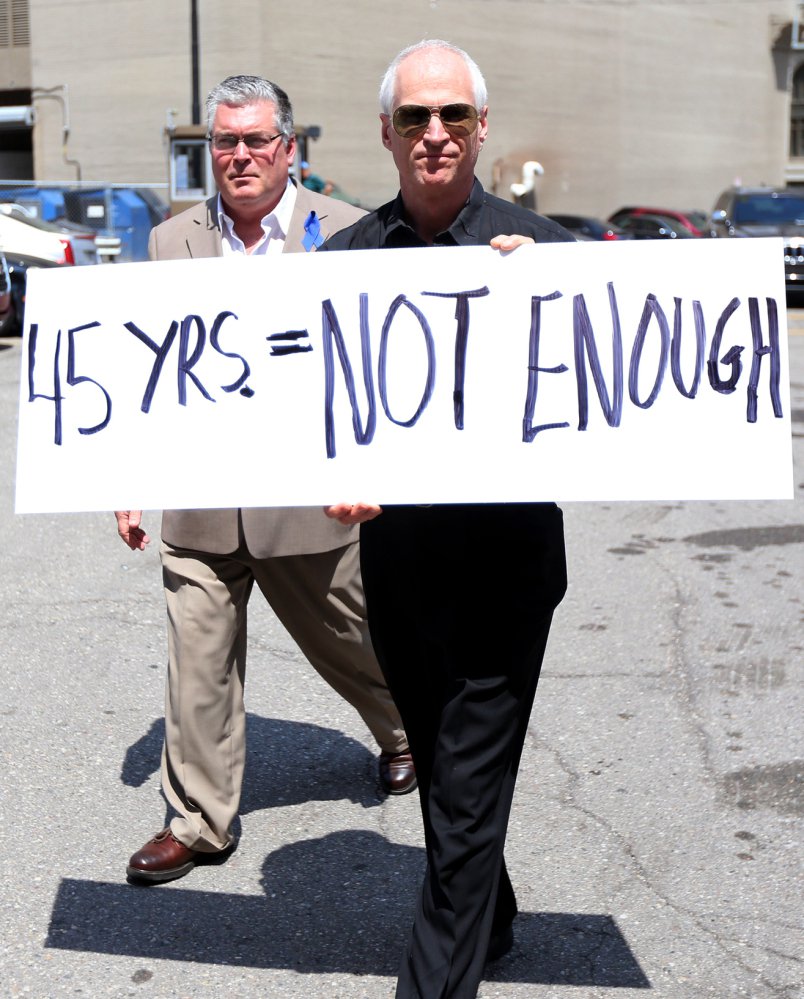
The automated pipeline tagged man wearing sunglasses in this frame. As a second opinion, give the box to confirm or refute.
[323,41,572,999]
[115,75,414,887]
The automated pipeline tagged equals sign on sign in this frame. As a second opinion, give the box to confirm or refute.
[266,329,313,356]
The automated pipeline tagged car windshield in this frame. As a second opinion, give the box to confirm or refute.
[686,211,708,230]
[643,215,692,236]
[733,194,804,225]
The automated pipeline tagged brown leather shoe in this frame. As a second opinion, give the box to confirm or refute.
[126,828,204,884]
[379,749,417,795]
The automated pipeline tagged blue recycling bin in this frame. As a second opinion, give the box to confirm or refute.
[68,188,153,262]
[0,186,161,262]
[0,187,66,221]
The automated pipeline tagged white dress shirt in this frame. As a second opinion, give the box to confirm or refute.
[217,181,298,256]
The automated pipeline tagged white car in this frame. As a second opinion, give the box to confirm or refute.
[0,209,77,265]
[0,203,100,265]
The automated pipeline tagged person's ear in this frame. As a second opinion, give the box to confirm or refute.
[477,106,488,148]
[380,113,394,151]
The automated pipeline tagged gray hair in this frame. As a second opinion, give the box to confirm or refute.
[205,75,294,145]
[378,40,488,115]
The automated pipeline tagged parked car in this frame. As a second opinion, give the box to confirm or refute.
[545,214,631,241]
[0,251,63,336]
[0,203,98,265]
[0,211,74,265]
[0,253,12,335]
[614,212,695,240]
[0,187,128,260]
[609,206,709,237]
[710,186,804,290]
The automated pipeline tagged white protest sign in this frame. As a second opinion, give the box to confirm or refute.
[15,238,792,513]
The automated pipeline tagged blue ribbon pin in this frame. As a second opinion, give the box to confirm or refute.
[302,210,324,251]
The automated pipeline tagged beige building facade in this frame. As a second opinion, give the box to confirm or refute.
[2,0,804,217]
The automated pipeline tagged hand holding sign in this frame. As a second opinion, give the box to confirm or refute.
[324,502,383,526]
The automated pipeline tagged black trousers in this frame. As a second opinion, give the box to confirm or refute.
[360,503,567,999]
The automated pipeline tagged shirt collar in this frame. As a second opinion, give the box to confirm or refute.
[216,180,298,253]
[384,177,484,247]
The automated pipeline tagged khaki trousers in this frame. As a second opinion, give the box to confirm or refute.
[159,539,406,851]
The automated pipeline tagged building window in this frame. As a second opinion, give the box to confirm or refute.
[792,64,804,157]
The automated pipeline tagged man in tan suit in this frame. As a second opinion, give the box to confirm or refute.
[115,75,414,885]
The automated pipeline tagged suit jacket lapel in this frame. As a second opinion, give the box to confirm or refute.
[186,196,224,258]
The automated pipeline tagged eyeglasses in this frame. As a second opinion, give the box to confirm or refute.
[207,131,283,152]
[390,103,480,139]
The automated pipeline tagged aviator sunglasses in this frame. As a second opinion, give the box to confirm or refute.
[391,103,480,139]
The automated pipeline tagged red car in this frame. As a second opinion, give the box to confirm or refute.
[609,206,710,237]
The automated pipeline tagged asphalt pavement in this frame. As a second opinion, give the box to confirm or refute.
[0,320,801,999]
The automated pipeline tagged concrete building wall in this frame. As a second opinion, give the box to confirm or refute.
[26,0,797,218]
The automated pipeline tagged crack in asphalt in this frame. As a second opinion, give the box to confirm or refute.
[526,539,801,995]
[532,719,802,995]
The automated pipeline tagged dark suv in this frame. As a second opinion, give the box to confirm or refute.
[710,186,804,288]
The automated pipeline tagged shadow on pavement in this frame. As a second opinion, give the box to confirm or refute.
[121,713,383,810]
[46,830,649,987]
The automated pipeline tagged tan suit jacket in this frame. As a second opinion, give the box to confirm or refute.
[150,184,366,558]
